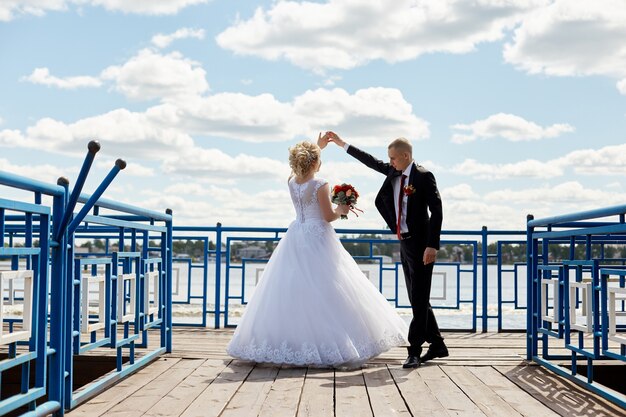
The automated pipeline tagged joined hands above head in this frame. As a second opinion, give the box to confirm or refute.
[317,131,346,149]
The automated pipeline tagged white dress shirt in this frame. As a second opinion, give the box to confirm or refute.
[393,163,413,234]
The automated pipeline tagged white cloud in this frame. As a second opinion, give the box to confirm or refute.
[90,0,209,15]
[161,147,290,180]
[504,0,626,92]
[419,160,444,173]
[618,79,626,95]
[433,181,626,230]
[451,113,574,143]
[137,184,296,228]
[151,28,205,49]
[147,87,429,145]
[0,0,67,21]
[554,143,626,175]
[444,199,526,230]
[0,109,195,159]
[0,158,73,183]
[216,0,544,72]
[22,50,209,98]
[0,0,209,21]
[318,160,379,187]
[11,40,428,146]
[101,49,209,102]
[452,158,563,180]
[485,181,626,207]
[240,79,253,85]
[21,67,102,89]
[322,75,342,87]
[95,160,154,177]
[163,182,208,196]
[440,183,480,201]
[453,142,626,180]
[151,92,298,141]
[291,87,429,146]
[0,129,28,148]
[0,86,428,165]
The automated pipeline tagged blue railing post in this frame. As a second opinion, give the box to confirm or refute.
[55,140,100,241]
[481,225,488,332]
[526,214,534,360]
[67,159,126,236]
[165,208,173,352]
[49,177,69,414]
[215,222,222,329]
[35,206,51,392]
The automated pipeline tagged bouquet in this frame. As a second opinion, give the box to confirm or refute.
[331,183,363,219]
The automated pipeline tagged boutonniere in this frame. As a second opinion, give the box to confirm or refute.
[403,184,416,196]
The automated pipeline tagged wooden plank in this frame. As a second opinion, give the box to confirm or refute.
[362,364,411,417]
[335,368,373,417]
[180,360,254,417]
[389,366,448,417]
[297,368,334,417]
[142,359,230,417]
[220,365,279,417]
[442,366,523,417]
[103,359,205,417]
[66,358,181,416]
[469,366,560,417]
[257,367,307,417]
[68,331,623,417]
[419,365,486,417]
[497,364,626,417]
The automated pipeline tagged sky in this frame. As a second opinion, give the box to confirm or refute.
[1,0,625,232]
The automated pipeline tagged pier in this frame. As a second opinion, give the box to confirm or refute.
[64,328,625,417]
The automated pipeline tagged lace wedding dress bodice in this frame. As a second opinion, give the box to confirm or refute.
[288,177,327,223]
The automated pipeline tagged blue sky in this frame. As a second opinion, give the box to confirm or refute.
[1,0,625,231]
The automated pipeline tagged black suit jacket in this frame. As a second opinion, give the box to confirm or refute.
[347,145,443,249]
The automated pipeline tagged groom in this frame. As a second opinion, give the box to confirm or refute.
[324,132,448,368]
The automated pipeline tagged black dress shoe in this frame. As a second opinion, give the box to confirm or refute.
[402,355,420,368]
[420,345,449,363]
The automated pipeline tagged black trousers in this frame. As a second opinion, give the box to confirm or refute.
[400,237,444,356]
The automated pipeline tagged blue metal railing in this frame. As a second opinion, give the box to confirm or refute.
[1,142,173,416]
[1,170,63,416]
[171,225,527,332]
[527,205,626,409]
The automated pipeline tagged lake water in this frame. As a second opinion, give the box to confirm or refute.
[1,260,529,331]
[171,261,528,331]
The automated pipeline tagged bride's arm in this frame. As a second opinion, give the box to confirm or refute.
[317,183,349,222]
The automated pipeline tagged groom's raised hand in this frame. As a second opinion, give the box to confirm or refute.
[326,131,346,147]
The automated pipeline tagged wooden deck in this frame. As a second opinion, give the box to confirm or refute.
[65,329,626,417]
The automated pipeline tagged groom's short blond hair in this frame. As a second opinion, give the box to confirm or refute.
[388,137,412,155]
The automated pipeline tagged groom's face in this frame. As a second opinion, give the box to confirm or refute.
[388,147,411,171]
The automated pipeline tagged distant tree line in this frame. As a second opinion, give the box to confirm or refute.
[61,237,626,264]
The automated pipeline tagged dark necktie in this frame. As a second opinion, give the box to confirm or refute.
[397,174,406,240]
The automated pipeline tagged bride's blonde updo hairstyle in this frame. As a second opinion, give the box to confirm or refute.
[288,141,321,177]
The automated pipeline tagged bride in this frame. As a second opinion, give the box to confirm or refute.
[226,137,408,368]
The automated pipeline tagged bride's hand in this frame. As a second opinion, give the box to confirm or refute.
[317,132,330,149]
[337,204,350,215]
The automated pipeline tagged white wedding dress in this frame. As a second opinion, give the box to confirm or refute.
[226,177,408,367]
